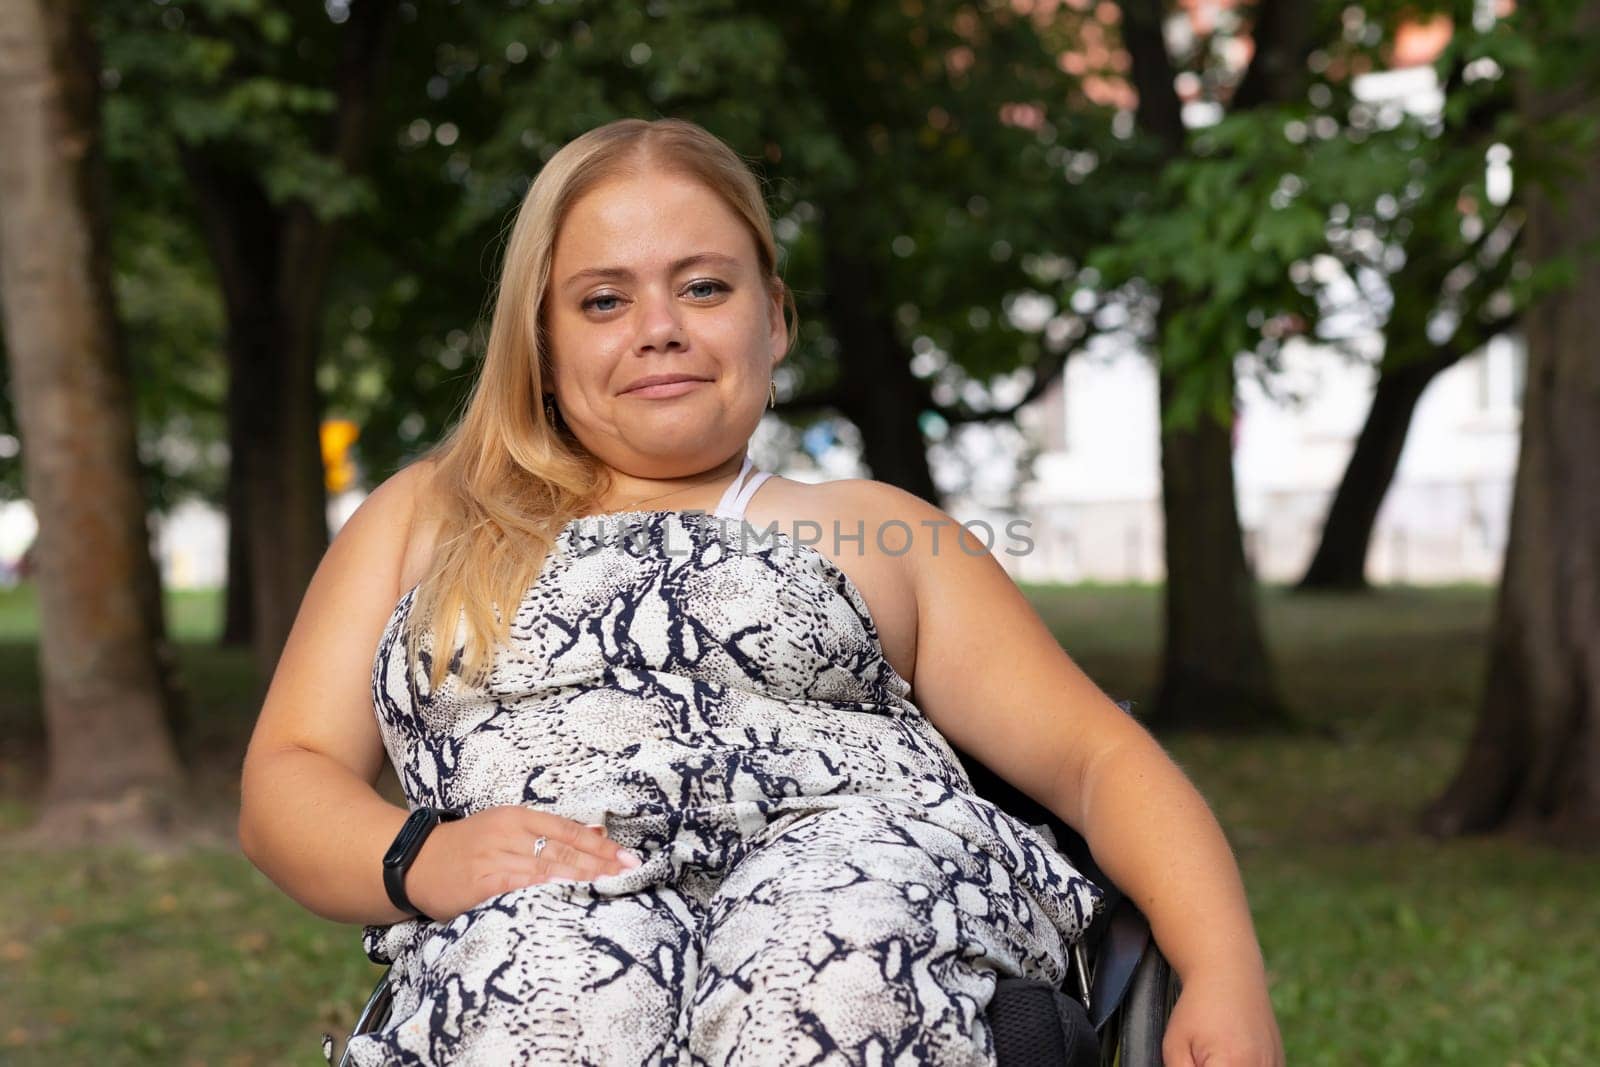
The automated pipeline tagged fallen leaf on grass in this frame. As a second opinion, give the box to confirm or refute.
[233,931,270,954]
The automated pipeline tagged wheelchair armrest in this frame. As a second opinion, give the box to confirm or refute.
[1099,936,1182,1066]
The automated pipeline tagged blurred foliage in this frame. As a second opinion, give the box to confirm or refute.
[4,0,1596,503]
[34,0,1131,499]
[1083,0,1598,430]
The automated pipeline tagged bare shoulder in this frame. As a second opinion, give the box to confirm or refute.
[812,477,1034,628]
[329,459,436,576]
[388,457,448,593]
[335,457,444,593]
[848,478,1016,566]
[352,455,437,525]
[746,475,892,553]
[795,476,978,554]
[755,473,935,528]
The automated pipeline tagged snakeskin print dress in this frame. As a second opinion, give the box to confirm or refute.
[341,453,1104,1066]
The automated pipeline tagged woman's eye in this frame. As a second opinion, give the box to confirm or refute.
[582,281,726,314]
[686,280,727,299]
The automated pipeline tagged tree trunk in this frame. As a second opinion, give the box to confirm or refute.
[237,274,328,682]
[0,0,187,838]
[1119,0,1299,731]
[180,0,394,676]
[236,312,326,680]
[221,345,257,648]
[1149,365,1292,730]
[1300,37,1520,593]
[819,218,940,504]
[180,151,331,681]
[1297,348,1459,591]
[220,460,252,645]
[1420,3,1600,839]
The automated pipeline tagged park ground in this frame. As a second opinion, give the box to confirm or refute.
[0,583,1595,1065]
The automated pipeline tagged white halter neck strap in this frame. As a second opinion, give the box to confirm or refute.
[712,453,772,521]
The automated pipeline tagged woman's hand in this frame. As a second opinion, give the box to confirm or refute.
[1161,966,1284,1067]
[406,806,643,924]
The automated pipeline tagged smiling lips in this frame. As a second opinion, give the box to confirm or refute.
[621,374,711,399]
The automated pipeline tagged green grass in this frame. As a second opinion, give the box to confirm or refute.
[0,585,226,644]
[2,583,1597,1064]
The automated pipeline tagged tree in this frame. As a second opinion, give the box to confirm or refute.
[0,0,186,838]
[1299,19,1523,591]
[1421,0,1600,840]
[1100,0,1329,729]
[1091,1,1524,725]
[749,1,1119,501]
[105,0,399,675]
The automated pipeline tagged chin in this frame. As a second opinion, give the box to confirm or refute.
[622,423,720,454]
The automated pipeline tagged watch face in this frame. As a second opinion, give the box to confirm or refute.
[383,808,436,868]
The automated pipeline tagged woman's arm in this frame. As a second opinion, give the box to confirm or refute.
[237,464,428,926]
[1068,731,1268,995]
[240,748,414,926]
[859,482,1281,1064]
[1056,723,1281,1066]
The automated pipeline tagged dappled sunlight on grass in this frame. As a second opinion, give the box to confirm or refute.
[1246,840,1599,1065]
[0,847,383,1064]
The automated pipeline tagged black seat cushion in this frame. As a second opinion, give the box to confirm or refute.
[987,977,1100,1067]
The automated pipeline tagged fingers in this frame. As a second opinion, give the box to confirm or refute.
[535,858,587,883]
[524,836,627,881]
[457,810,648,911]
[488,859,585,896]
[524,812,641,871]
[521,831,640,883]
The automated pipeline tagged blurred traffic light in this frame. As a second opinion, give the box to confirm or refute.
[320,419,360,493]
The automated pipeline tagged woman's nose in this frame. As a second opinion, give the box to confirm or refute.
[634,286,688,353]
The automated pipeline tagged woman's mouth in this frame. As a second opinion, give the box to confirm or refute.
[621,377,710,399]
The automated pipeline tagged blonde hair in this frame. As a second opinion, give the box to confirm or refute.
[403,118,799,692]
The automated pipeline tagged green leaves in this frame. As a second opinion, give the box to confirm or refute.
[271,161,378,221]
[72,0,1599,490]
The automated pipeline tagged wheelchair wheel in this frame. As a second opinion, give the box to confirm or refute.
[1099,942,1180,1067]
[335,967,395,1067]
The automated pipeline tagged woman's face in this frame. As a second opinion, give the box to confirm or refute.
[543,171,787,478]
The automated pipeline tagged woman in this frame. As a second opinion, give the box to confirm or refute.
[239,117,1283,1066]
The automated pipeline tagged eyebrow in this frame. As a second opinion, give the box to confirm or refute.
[561,252,742,292]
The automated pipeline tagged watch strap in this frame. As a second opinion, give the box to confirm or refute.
[383,806,464,920]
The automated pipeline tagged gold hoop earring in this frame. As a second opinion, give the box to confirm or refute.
[768,381,777,409]
[544,393,557,423]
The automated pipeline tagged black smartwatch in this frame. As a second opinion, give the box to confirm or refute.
[383,806,464,920]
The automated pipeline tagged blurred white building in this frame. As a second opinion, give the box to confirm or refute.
[0,490,366,592]
[1006,332,1522,586]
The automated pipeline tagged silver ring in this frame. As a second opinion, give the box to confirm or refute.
[533,836,547,858]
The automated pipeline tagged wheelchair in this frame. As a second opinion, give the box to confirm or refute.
[333,705,1179,1066]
